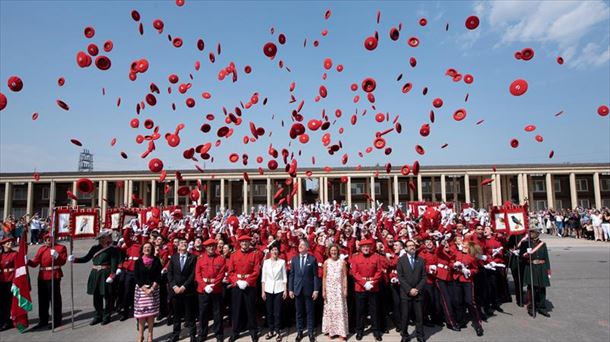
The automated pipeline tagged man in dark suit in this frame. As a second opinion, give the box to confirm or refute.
[288,239,321,342]
[168,238,197,342]
[397,240,427,342]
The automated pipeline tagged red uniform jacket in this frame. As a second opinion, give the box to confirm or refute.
[0,250,17,282]
[386,253,400,285]
[227,248,262,288]
[121,230,141,272]
[195,252,227,294]
[418,248,438,284]
[28,244,67,280]
[349,252,383,292]
[485,236,505,265]
[452,251,478,283]
[435,245,454,282]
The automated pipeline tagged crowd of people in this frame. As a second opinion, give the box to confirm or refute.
[529,208,610,241]
[0,200,590,342]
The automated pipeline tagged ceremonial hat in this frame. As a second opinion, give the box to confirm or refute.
[95,229,113,240]
[0,236,15,244]
[359,239,374,246]
[76,178,95,194]
[238,235,252,242]
[203,238,217,247]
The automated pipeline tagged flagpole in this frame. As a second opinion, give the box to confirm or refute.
[50,205,56,333]
[527,234,535,318]
[70,234,74,329]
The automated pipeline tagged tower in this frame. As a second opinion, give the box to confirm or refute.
[78,149,94,172]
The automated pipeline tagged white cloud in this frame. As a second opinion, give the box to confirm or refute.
[477,0,610,68]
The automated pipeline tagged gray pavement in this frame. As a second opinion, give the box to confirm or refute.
[0,235,608,342]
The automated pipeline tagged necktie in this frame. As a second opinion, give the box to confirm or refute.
[409,256,414,269]
[180,254,185,271]
[301,255,306,272]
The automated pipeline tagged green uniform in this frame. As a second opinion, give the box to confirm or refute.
[520,238,551,314]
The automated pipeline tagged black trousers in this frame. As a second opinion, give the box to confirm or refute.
[38,278,62,326]
[423,282,441,322]
[400,298,423,340]
[510,262,525,305]
[435,279,456,327]
[473,269,489,313]
[294,293,315,335]
[231,286,258,339]
[120,270,136,316]
[93,287,113,321]
[172,293,196,338]
[355,291,379,335]
[0,281,11,327]
[454,282,482,329]
[264,292,283,332]
[485,269,501,308]
[527,286,547,311]
[159,273,169,318]
[198,292,223,339]
[390,285,402,328]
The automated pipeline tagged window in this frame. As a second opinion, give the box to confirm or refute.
[13,187,27,200]
[447,178,461,193]
[12,208,26,218]
[0,186,4,200]
[577,199,590,208]
[252,184,266,197]
[533,180,545,193]
[339,182,367,196]
[554,179,561,193]
[374,183,381,196]
[535,200,548,211]
[422,180,431,194]
[398,182,409,195]
[214,184,221,198]
[42,187,50,200]
[40,207,49,218]
[601,179,610,191]
[554,200,563,209]
[602,199,610,208]
[576,179,588,192]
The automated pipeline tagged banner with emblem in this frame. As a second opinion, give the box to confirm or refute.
[490,203,529,235]
[104,208,138,229]
[53,206,73,238]
[407,201,454,217]
[70,208,100,239]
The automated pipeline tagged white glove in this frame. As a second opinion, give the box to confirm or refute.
[68,255,75,262]
[161,268,168,274]
[385,253,393,259]
[453,261,463,269]
[237,280,248,290]
[399,249,407,257]
[390,277,399,284]
[50,249,58,259]
[339,254,348,261]
[478,255,488,261]
[429,265,437,274]
[526,248,533,254]
[204,284,213,294]
[462,268,471,278]
[118,238,124,246]
[511,249,519,256]
[116,268,122,276]
[484,264,495,270]
[492,247,503,257]
[364,281,373,291]
[105,276,114,284]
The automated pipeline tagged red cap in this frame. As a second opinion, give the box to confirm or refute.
[509,79,528,96]
[510,139,519,148]
[598,105,609,117]
[203,239,217,247]
[189,189,200,202]
[238,235,252,242]
[453,109,467,121]
[148,158,164,173]
[359,239,374,246]
[364,36,378,50]
[76,178,95,194]
[263,42,277,58]
[465,16,480,30]
[177,186,190,196]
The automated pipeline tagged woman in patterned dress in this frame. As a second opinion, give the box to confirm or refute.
[134,242,162,342]
[321,244,349,340]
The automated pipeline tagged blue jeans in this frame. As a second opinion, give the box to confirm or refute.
[30,229,40,244]
[556,222,564,235]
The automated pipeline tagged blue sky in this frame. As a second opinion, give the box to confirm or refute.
[1,0,609,173]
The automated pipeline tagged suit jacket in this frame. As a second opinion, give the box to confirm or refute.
[167,252,196,295]
[397,253,426,301]
[288,253,320,296]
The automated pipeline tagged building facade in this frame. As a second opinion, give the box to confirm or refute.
[1,163,609,220]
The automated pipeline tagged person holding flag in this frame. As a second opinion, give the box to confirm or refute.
[27,232,67,329]
[10,230,33,333]
[520,227,551,318]
[0,236,18,331]
[68,229,119,325]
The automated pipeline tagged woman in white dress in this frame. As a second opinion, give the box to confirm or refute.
[321,244,348,340]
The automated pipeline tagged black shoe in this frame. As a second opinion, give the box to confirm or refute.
[423,320,434,327]
[356,332,363,341]
[475,327,484,337]
[120,314,129,321]
[228,336,237,342]
[217,338,224,342]
[265,331,276,339]
[417,338,425,342]
[395,327,401,333]
[190,336,197,342]
[484,308,494,317]
[0,323,13,331]
[166,317,174,326]
[308,334,316,342]
[101,318,110,325]
[401,337,410,342]
[494,306,504,313]
[90,317,102,326]
[537,309,550,317]
[295,331,304,342]
[374,333,383,341]
[448,325,461,332]
[33,322,49,330]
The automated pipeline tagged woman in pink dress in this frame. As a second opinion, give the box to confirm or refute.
[322,244,349,340]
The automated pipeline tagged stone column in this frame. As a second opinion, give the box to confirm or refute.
[72,181,78,207]
[220,179,225,211]
[48,181,56,216]
[387,179,392,205]
[97,180,103,208]
[464,174,471,203]
[173,178,179,206]
[440,174,447,202]
[296,178,302,206]
[369,176,376,204]
[3,182,11,219]
[430,175,436,201]
[266,178,271,207]
[243,179,248,214]
[151,180,157,207]
[128,180,134,207]
[197,181,203,206]
[324,177,329,203]
[569,173,577,209]
[318,177,323,202]
[545,173,554,209]
[228,180,233,210]
[101,180,108,219]
[417,174,423,201]
[26,181,34,216]
[206,180,212,207]
[491,175,498,206]
[250,180,254,209]
[593,173,602,209]
[517,174,524,205]
[495,174,503,205]
[346,176,352,207]
[393,175,399,206]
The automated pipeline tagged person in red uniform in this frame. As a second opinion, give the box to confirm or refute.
[467,225,492,318]
[227,235,262,342]
[350,239,383,341]
[0,236,17,331]
[195,238,227,342]
[118,228,142,321]
[418,238,443,327]
[435,239,460,331]
[483,226,506,314]
[452,241,484,336]
[27,232,67,329]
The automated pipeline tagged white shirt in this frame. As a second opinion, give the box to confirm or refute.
[261,258,287,294]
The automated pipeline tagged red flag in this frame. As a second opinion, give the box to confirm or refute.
[11,231,32,332]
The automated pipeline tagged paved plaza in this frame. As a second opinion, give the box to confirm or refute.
[0,236,608,342]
